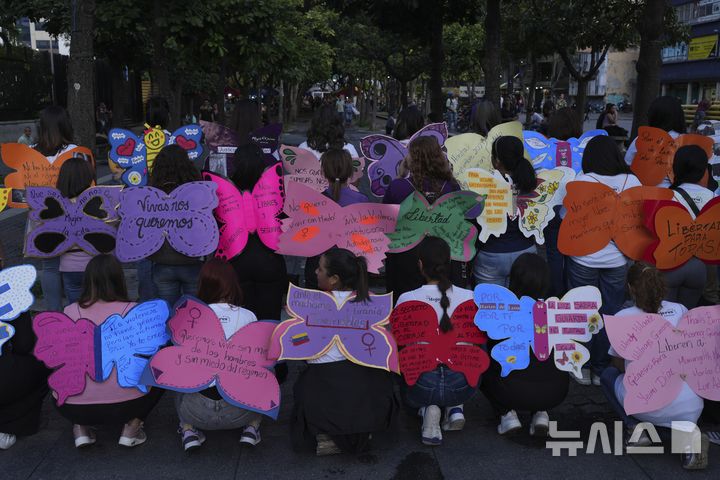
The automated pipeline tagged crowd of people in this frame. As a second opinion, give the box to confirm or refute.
[0,93,717,471]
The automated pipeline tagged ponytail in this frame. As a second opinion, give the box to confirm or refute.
[353,256,370,302]
[417,236,453,332]
[321,248,370,302]
[320,148,354,203]
[627,263,665,314]
[492,136,536,193]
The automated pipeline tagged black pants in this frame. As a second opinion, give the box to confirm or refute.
[55,388,164,426]
[0,357,49,436]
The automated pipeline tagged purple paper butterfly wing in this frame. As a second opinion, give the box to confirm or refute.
[361,135,407,197]
[282,286,345,359]
[411,122,449,148]
[116,187,167,262]
[163,182,220,258]
[334,294,393,369]
[25,188,73,257]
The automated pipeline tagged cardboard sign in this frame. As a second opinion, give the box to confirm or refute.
[643,197,720,269]
[605,306,720,415]
[390,299,489,386]
[281,145,366,193]
[0,188,9,212]
[25,186,121,258]
[142,297,280,418]
[387,190,483,262]
[202,166,284,260]
[33,300,170,405]
[361,123,448,197]
[116,181,219,262]
[631,127,714,186]
[276,182,399,273]
[558,183,674,260]
[445,121,523,187]
[200,121,240,177]
[474,284,603,377]
[0,143,95,209]
[109,124,204,187]
[465,167,573,244]
[523,129,607,172]
[0,265,37,355]
[250,123,283,166]
[270,284,398,372]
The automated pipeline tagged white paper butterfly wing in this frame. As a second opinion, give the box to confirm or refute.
[465,168,512,243]
[0,265,37,321]
[518,167,575,244]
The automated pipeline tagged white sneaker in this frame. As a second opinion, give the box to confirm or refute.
[571,369,592,386]
[529,411,550,437]
[421,405,442,445]
[498,410,522,435]
[73,425,96,448]
[442,405,466,431]
[0,433,16,450]
[118,422,147,447]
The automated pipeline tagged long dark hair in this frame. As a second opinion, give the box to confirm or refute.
[56,157,94,198]
[150,144,201,193]
[418,237,453,333]
[146,96,170,128]
[582,135,631,176]
[228,99,262,144]
[393,106,425,140]
[547,107,582,140]
[321,248,369,302]
[197,258,244,306]
[407,135,455,196]
[306,104,346,152]
[470,99,501,136]
[35,106,74,156]
[492,136,536,193]
[321,148,354,202]
[508,253,550,299]
[231,143,265,191]
[626,263,665,313]
[78,254,129,308]
[672,145,709,188]
[647,96,686,134]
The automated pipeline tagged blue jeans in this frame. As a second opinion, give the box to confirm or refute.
[600,367,636,428]
[565,258,628,374]
[446,110,457,131]
[62,271,84,306]
[404,366,476,409]
[152,263,201,307]
[473,246,537,288]
[41,257,62,311]
[137,258,157,302]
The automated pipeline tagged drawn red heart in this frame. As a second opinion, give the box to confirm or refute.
[175,136,196,151]
[117,138,136,156]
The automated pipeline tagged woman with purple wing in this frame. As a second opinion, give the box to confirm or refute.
[473,136,537,288]
[56,255,162,449]
[383,136,467,301]
[56,158,97,305]
[480,253,568,440]
[148,145,204,306]
[292,249,398,456]
[304,148,368,289]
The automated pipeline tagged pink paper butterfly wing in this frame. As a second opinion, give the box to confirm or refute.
[276,182,338,257]
[203,171,252,260]
[251,164,284,250]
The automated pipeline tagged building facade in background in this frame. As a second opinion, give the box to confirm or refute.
[15,18,70,55]
[661,0,720,104]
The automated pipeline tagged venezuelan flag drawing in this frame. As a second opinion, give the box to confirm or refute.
[291,332,310,346]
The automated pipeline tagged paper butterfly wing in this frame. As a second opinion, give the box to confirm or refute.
[0,188,9,212]
[281,145,326,192]
[32,312,97,405]
[361,134,407,197]
[558,182,619,256]
[0,321,15,354]
[276,182,338,256]
[465,168,512,242]
[202,171,252,260]
[116,187,166,262]
[518,167,575,244]
[99,300,170,392]
[523,131,555,171]
[444,300,489,387]
[72,186,121,255]
[613,186,675,260]
[545,286,602,377]
[335,202,399,274]
[168,125,204,162]
[108,128,147,187]
[163,182,219,257]
[569,130,607,168]
[25,188,73,257]
[473,284,535,376]
[0,265,37,322]
[252,164,284,250]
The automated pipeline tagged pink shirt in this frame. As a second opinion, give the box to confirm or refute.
[63,301,147,405]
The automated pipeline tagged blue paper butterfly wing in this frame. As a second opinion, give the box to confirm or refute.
[0,265,37,322]
[473,284,535,376]
[569,130,608,173]
[0,321,15,355]
[99,300,171,391]
[523,131,554,171]
[109,129,147,186]
[169,125,204,161]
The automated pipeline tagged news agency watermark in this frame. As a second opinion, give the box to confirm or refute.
[545,421,702,456]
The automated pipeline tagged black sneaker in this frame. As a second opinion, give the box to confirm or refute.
[681,433,709,470]
[239,425,261,446]
[180,427,206,452]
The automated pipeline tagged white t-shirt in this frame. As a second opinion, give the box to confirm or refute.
[209,303,258,340]
[396,284,474,322]
[609,301,703,429]
[31,143,79,164]
[625,130,680,187]
[672,183,714,219]
[298,140,359,159]
[564,172,642,268]
[307,291,354,364]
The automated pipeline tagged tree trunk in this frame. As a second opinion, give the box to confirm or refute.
[631,0,666,139]
[575,77,588,119]
[429,0,445,115]
[150,0,176,128]
[289,82,299,122]
[277,79,284,124]
[171,83,182,129]
[215,56,227,125]
[483,0,501,108]
[527,53,538,123]
[110,63,126,127]
[66,0,96,151]
[400,81,408,108]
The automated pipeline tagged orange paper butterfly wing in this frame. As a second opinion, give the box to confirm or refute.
[613,186,674,260]
[631,127,714,186]
[1,144,95,208]
[558,182,618,256]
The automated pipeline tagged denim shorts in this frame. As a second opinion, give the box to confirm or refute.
[175,392,261,430]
